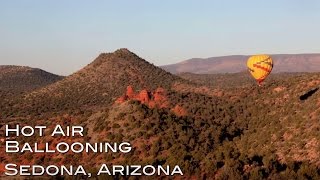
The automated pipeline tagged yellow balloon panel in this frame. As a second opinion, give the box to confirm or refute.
[247,55,273,83]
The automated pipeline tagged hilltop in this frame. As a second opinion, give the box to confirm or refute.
[2,49,184,118]
[162,54,320,74]
[0,65,63,92]
[0,65,63,116]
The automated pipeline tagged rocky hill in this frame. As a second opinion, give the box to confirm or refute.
[0,65,63,92]
[1,49,184,118]
[0,66,63,117]
[162,54,320,74]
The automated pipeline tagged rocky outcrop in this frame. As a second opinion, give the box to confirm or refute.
[116,85,188,116]
[126,85,135,98]
[138,90,150,103]
[116,85,169,108]
[172,105,187,117]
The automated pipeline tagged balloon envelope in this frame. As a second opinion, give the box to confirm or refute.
[247,55,273,85]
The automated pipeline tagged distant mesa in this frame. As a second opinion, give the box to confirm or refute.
[161,54,320,74]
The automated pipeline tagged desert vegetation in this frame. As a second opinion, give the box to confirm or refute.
[1,49,319,179]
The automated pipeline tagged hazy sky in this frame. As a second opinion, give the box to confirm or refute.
[1,0,320,75]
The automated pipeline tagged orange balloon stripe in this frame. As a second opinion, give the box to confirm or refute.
[253,64,271,73]
[257,74,268,82]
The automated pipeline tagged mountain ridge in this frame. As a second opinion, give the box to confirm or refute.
[161,53,320,74]
[2,49,185,118]
[0,65,63,92]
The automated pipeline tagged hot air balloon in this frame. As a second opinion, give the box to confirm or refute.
[247,55,273,86]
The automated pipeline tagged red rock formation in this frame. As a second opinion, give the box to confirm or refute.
[139,89,150,103]
[0,163,5,174]
[115,85,170,108]
[154,87,166,102]
[172,105,187,117]
[148,101,156,108]
[115,96,127,104]
[126,85,135,98]
[154,88,170,108]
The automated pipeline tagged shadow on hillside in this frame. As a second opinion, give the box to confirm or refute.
[300,87,319,101]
